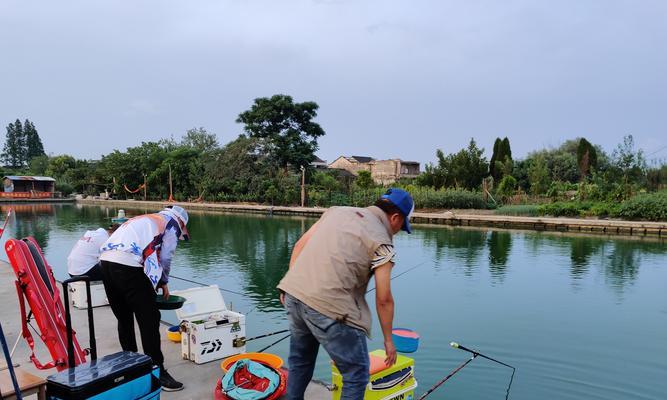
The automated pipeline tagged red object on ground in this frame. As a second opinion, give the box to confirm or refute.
[214,362,287,400]
[5,237,87,371]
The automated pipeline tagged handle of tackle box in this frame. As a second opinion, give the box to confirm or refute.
[62,276,97,367]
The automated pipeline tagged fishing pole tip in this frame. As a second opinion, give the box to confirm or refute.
[450,342,459,348]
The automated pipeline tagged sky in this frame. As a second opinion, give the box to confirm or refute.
[1,0,666,166]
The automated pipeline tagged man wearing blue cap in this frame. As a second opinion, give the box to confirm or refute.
[278,188,414,400]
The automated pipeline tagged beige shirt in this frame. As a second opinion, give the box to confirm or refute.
[277,206,394,335]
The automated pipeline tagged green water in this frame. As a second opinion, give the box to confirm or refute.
[2,204,666,400]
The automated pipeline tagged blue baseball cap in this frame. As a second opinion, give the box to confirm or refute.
[381,188,415,233]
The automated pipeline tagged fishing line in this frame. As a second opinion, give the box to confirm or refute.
[257,334,291,353]
[169,274,246,296]
[366,259,430,293]
[418,354,477,399]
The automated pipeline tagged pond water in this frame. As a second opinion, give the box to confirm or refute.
[1,203,665,400]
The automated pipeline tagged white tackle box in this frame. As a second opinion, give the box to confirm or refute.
[172,285,246,364]
[69,280,109,308]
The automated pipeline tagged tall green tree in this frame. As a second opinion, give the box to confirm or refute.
[236,94,325,170]
[450,138,488,190]
[528,155,550,194]
[24,120,45,160]
[489,138,502,179]
[576,138,598,179]
[2,119,26,168]
[489,137,512,180]
[612,134,646,184]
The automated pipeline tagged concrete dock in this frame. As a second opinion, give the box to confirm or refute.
[80,198,667,238]
[0,261,330,399]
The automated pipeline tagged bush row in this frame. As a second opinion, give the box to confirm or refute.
[532,191,667,221]
[307,187,493,210]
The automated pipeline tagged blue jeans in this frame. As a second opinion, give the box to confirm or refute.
[284,294,369,400]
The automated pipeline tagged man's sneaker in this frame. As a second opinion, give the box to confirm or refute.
[160,368,184,392]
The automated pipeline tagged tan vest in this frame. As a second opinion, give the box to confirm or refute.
[277,206,393,335]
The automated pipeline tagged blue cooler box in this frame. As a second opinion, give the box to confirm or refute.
[47,352,161,400]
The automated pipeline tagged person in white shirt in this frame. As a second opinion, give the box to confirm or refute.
[99,205,189,392]
[67,224,120,281]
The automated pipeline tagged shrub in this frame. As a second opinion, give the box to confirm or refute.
[538,202,590,217]
[55,181,74,196]
[616,191,667,221]
[496,175,518,199]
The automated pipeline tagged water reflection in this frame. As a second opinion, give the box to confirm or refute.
[487,231,512,284]
[420,227,486,276]
[569,237,602,279]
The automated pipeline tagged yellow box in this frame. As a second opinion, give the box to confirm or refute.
[332,349,417,400]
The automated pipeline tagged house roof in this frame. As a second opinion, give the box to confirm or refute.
[400,160,420,165]
[350,156,374,163]
[311,156,327,164]
[3,176,56,182]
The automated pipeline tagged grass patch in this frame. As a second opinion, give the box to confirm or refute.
[494,205,541,217]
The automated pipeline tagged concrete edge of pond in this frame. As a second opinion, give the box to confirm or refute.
[0,261,331,400]
[76,198,667,239]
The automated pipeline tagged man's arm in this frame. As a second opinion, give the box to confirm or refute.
[374,261,397,366]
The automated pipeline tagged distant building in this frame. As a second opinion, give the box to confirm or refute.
[328,155,375,174]
[2,176,56,198]
[310,156,328,169]
[328,156,420,184]
[368,159,421,185]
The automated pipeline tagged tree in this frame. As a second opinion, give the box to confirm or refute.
[489,137,512,180]
[577,138,598,179]
[182,127,219,152]
[449,138,488,190]
[496,175,518,199]
[612,135,646,184]
[501,137,512,162]
[29,155,50,175]
[528,155,550,195]
[489,138,502,179]
[46,155,77,179]
[355,170,374,189]
[236,94,325,170]
[2,119,25,168]
[24,120,45,160]
[203,135,271,200]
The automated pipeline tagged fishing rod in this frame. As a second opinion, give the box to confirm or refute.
[233,329,290,347]
[169,274,246,297]
[366,260,430,293]
[418,354,477,399]
[451,342,516,400]
[257,334,291,353]
[419,342,516,399]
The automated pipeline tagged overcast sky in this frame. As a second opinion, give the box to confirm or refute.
[2,0,666,166]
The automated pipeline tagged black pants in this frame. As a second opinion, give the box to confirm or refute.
[100,261,164,366]
[69,262,104,281]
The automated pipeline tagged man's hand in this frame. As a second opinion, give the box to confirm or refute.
[384,339,397,366]
[159,283,170,300]
[280,291,285,306]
